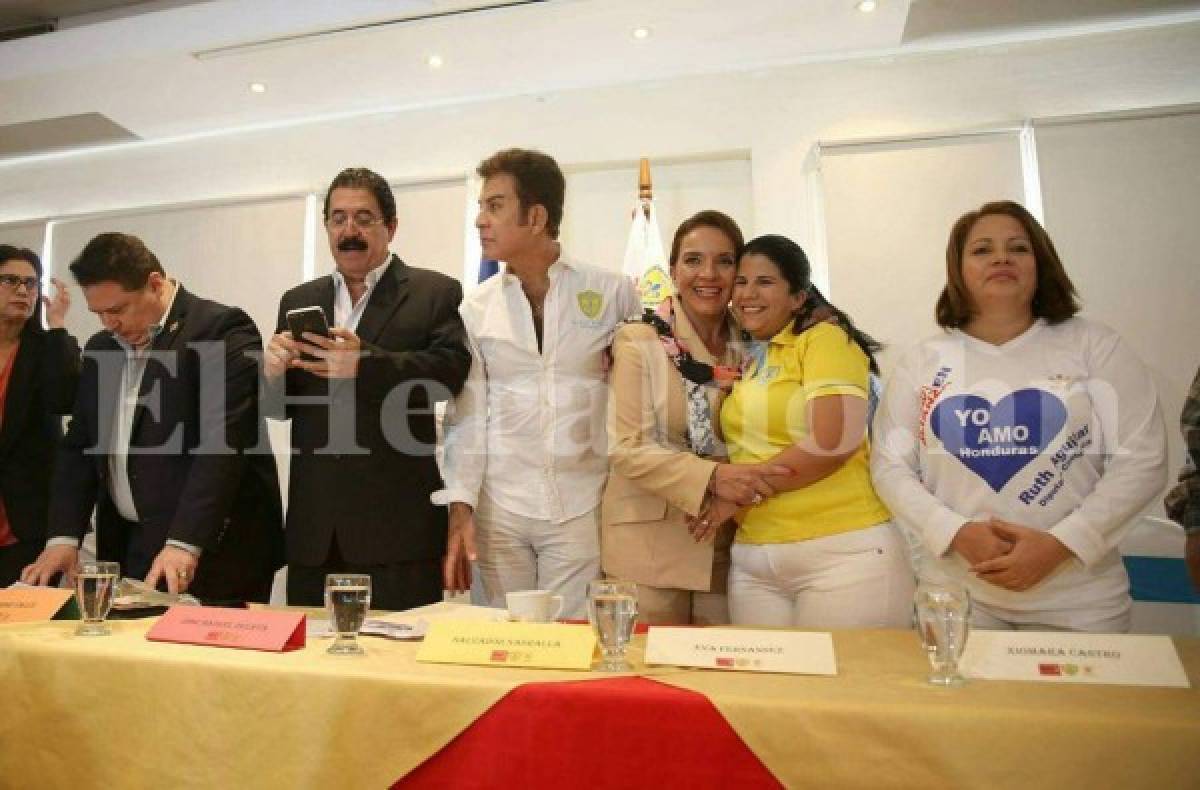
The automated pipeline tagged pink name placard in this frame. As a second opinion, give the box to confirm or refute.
[146,606,305,652]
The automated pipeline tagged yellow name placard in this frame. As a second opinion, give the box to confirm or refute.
[416,621,597,670]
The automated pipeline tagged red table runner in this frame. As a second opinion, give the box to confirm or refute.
[397,675,783,788]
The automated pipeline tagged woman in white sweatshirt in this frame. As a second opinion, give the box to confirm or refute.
[871,200,1167,632]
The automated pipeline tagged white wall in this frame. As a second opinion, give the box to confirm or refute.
[1036,110,1200,491]
[820,134,1026,376]
[562,157,753,273]
[50,197,307,341]
[0,222,47,257]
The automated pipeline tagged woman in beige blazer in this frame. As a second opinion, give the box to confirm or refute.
[602,211,784,624]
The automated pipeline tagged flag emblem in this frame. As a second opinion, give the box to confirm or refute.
[638,266,673,308]
[577,290,604,319]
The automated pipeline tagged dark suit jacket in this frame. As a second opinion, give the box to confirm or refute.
[271,255,470,566]
[0,327,80,548]
[49,286,285,602]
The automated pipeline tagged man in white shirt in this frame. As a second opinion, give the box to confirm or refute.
[438,149,639,618]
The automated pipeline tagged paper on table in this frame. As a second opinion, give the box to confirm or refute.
[112,578,201,610]
[374,601,509,627]
[308,618,429,641]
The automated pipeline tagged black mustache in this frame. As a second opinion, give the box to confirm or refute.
[338,238,368,251]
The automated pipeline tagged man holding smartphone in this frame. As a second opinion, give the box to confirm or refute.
[264,167,470,611]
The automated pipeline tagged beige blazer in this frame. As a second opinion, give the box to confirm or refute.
[601,307,738,592]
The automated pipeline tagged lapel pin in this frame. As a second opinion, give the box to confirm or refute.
[168,321,179,333]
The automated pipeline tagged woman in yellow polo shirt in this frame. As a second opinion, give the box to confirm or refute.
[717,234,914,627]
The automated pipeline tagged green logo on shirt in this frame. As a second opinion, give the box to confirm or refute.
[576,290,604,319]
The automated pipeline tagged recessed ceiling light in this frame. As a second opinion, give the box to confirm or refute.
[856,0,877,12]
[427,54,444,69]
[248,81,267,94]
[632,27,651,40]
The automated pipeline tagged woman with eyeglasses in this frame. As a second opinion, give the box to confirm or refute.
[0,245,79,587]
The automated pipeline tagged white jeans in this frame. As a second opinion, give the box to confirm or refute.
[970,601,1130,633]
[729,522,915,629]
[474,494,601,619]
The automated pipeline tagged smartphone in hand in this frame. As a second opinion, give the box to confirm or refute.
[286,306,332,360]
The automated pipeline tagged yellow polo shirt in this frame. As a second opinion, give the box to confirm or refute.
[720,322,891,544]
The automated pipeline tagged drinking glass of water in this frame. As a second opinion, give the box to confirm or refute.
[914,581,971,686]
[587,579,638,672]
[74,561,119,636]
[325,573,371,656]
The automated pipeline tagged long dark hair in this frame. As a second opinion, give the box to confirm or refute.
[739,234,882,374]
[0,244,45,336]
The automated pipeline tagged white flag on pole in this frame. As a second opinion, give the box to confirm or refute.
[622,160,672,309]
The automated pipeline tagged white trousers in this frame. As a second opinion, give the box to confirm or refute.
[970,601,1130,633]
[729,522,915,629]
[474,495,601,620]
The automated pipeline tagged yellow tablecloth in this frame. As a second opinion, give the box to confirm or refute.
[658,630,1200,789]
[0,617,638,788]
[2,617,1197,789]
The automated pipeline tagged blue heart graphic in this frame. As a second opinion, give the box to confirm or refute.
[931,389,1067,492]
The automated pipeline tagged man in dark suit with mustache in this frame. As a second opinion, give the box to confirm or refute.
[264,168,471,610]
[22,232,284,602]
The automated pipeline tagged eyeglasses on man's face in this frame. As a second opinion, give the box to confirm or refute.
[325,211,386,230]
[0,274,39,292]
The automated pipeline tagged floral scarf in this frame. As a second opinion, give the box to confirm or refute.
[639,297,741,456]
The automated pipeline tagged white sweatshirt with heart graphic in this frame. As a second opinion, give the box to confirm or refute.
[871,317,1167,627]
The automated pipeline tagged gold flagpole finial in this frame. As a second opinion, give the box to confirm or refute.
[638,157,653,201]
[637,158,653,220]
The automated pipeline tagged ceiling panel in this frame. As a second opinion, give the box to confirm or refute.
[903,0,1200,42]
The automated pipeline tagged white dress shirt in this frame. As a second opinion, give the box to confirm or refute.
[107,282,181,523]
[435,256,639,523]
[48,282,199,554]
[331,256,389,330]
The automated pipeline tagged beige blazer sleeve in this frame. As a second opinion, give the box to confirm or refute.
[607,324,717,518]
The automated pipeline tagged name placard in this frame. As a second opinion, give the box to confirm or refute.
[146,606,305,652]
[0,587,77,624]
[644,627,838,675]
[416,621,596,670]
[960,631,1190,687]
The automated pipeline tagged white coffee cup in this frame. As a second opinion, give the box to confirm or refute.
[506,590,564,623]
